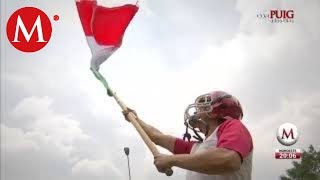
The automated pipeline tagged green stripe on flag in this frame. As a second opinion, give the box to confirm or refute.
[91,68,114,97]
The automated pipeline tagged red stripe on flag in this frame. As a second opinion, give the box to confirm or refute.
[76,0,97,36]
[92,4,138,47]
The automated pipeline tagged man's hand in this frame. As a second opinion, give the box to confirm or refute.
[122,107,137,122]
[154,154,174,173]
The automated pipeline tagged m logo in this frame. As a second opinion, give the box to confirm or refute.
[277,123,299,146]
[6,7,52,52]
[282,128,294,139]
[13,15,47,43]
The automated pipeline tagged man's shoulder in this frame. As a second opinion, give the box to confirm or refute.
[217,119,252,139]
[216,119,254,155]
[218,119,246,132]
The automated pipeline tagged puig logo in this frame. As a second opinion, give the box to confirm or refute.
[257,9,295,23]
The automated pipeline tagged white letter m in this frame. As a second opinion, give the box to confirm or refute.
[12,15,47,42]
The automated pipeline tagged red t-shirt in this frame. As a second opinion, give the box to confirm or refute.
[174,119,253,159]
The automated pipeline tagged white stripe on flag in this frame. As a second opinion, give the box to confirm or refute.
[86,37,117,70]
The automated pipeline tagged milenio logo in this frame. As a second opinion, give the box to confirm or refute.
[277,123,299,146]
[6,7,58,52]
[275,123,301,159]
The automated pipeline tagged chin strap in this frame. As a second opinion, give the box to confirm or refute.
[183,126,204,142]
[183,117,207,142]
[192,128,203,142]
[192,121,209,142]
[183,126,192,142]
[183,124,204,142]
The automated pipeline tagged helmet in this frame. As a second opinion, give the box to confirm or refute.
[207,91,243,120]
[184,91,243,130]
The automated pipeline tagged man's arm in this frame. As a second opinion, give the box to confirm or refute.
[154,120,252,174]
[155,148,241,174]
[124,110,176,153]
[136,118,176,153]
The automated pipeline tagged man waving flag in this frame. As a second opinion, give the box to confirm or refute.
[75,0,174,176]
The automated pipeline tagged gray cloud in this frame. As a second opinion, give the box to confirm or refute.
[71,159,124,180]
[1,96,124,180]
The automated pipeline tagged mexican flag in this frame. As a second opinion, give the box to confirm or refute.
[76,0,139,71]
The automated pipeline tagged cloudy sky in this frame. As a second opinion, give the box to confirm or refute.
[1,0,320,180]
